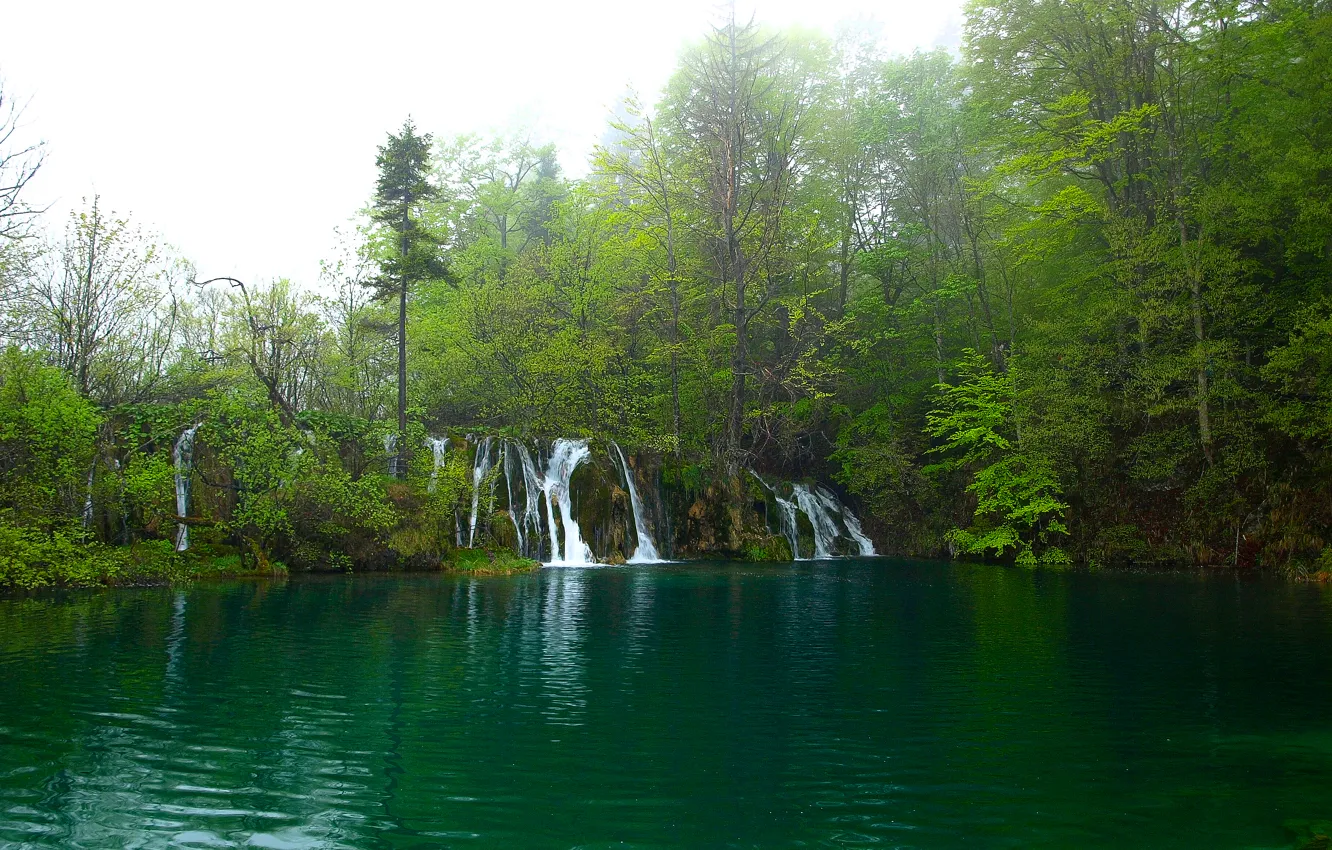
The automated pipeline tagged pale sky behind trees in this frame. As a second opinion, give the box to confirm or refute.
[1,0,963,286]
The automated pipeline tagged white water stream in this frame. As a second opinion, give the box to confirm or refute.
[612,442,663,563]
[542,439,595,565]
[173,424,201,552]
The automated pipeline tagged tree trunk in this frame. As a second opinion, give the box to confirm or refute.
[1181,219,1212,460]
[397,212,409,478]
[667,219,682,456]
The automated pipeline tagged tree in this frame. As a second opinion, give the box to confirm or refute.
[925,351,1069,566]
[665,11,814,470]
[0,79,44,241]
[371,119,443,477]
[22,198,180,404]
[0,348,100,530]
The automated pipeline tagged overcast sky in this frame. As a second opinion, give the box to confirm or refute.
[2,0,963,286]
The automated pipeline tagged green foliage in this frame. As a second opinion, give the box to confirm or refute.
[0,349,100,530]
[4,2,1332,577]
[741,535,794,563]
[1263,301,1332,443]
[926,353,1069,565]
[0,523,257,589]
[448,547,540,575]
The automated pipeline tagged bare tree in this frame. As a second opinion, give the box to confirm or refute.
[317,230,395,419]
[0,78,45,241]
[23,197,180,404]
[195,275,327,427]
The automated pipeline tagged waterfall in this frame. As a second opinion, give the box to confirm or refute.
[503,441,546,559]
[792,484,842,559]
[823,487,877,556]
[173,424,200,552]
[468,437,496,546]
[751,472,801,560]
[611,442,662,563]
[503,444,522,554]
[81,465,95,529]
[542,438,595,565]
[752,471,877,560]
[425,437,449,493]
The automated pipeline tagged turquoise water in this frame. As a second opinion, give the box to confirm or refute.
[1,560,1331,848]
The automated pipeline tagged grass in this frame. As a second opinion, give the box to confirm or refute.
[447,547,542,575]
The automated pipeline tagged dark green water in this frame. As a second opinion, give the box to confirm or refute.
[2,561,1331,849]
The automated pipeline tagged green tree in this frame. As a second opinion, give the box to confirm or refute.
[371,119,443,477]
[925,351,1069,566]
[0,348,100,531]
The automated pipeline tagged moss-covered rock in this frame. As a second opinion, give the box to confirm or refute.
[740,533,794,562]
[446,547,540,575]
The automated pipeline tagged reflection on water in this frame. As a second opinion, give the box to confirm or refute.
[1,562,1331,848]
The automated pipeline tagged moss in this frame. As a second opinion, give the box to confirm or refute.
[740,533,794,563]
[0,529,280,591]
[446,547,541,575]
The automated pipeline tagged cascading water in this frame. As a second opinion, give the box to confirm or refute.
[542,439,595,565]
[752,471,878,560]
[426,437,449,493]
[173,424,200,552]
[82,466,95,529]
[611,442,662,563]
[823,487,877,556]
[751,472,801,560]
[468,437,497,546]
[503,441,546,559]
[792,483,842,560]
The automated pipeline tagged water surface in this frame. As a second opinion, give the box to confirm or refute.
[2,561,1331,848]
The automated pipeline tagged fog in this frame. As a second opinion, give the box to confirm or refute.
[1,0,962,284]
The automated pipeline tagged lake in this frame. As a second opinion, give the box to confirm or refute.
[2,561,1331,848]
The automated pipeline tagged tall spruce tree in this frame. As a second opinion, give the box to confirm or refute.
[371,118,441,477]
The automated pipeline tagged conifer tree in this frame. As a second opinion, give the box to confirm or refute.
[371,118,442,476]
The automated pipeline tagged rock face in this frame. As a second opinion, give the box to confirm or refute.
[451,436,876,563]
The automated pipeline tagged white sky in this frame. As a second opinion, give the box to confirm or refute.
[2,0,962,287]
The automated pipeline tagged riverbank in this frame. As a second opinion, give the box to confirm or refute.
[4,539,1327,593]
[0,531,543,590]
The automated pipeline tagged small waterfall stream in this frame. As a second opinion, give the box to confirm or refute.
[751,472,802,559]
[792,484,841,560]
[828,489,877,556]
[426,437,449,493]
[542,439,595,565]
[753,472,877,560]
[503,441,546,559]
[173,424,200,552]
[468,436,497,546]
[82,466,95,530]
[612,442,662,563]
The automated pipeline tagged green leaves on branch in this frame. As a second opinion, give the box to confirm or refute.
[926,351,1069,567]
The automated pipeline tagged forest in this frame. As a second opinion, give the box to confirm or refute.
[1,0,1330,588]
